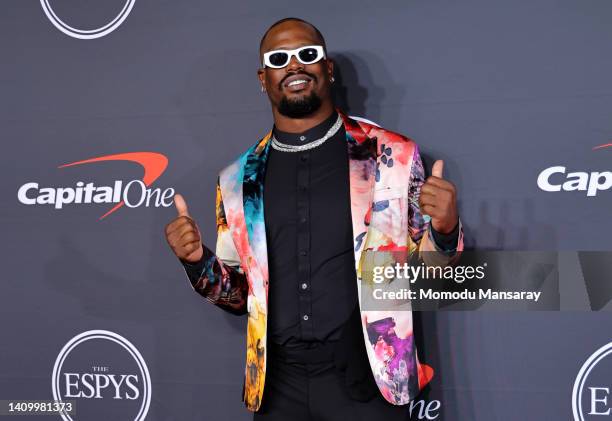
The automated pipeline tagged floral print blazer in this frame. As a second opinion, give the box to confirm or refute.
[188,110,464,411]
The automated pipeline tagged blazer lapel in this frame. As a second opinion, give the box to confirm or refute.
[339,111,378,278]
[242,134,272,295]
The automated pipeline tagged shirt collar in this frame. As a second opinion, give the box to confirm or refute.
[272,111,339,146]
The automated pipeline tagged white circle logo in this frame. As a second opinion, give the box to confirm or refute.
[573,342,612,420]
[51,330,151,421]
[40,0,136,39]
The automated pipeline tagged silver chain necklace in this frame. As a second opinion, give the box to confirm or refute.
[271,114,343,153]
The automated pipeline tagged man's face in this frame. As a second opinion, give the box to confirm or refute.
[258,21,333,118]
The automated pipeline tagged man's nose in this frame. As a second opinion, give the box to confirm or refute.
[286,54,303,72]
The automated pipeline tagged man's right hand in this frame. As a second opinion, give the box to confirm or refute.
[165,194,204,263]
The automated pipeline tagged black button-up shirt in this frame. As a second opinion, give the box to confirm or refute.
[264,111,356,349]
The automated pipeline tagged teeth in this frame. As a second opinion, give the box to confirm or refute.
[288,79,308,87]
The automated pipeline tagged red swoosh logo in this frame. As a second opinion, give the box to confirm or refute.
[418,363,434,389]
[58,152,168,220]
[593,143,612,150]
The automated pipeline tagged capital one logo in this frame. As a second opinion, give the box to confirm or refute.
[52,330,151,421]
[40,0,136,39]
[573,342,612,420]
[17,152,175,220]
[537,143,612,196]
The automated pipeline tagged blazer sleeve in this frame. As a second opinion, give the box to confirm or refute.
[182,179,248,315]
[407,144,464,266]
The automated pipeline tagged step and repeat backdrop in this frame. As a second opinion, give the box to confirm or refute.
[2,1,612,420]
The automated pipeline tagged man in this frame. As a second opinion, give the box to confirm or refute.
[165,17,464,420]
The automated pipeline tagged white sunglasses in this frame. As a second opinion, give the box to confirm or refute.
[262,45,326,69]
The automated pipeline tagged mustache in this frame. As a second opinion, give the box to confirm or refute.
[279,71,317,89]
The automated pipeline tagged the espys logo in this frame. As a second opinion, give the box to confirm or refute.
[52,330,151,421]
[572,342,612,420]
[17,152,175,220]
[40,0,136,39]
[537,143,612,196]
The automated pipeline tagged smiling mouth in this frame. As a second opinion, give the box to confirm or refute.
[282,75,313,92]
[288,79,309,87]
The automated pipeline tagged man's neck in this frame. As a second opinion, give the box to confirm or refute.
[272,102,335,133]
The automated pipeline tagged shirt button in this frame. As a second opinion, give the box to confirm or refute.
[303,315,309,321]
[301,283,308,290]
[300,155,308,162]
[299,250,308,256]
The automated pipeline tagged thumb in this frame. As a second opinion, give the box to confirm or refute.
[432,160,444,179]
[174,193,190,217]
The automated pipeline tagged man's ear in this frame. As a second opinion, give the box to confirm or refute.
[326,58,335,81]
[257,68,266,91]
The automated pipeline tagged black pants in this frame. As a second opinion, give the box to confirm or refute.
[253,350,411,421]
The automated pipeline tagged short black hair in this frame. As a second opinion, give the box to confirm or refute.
[259,17,327,56]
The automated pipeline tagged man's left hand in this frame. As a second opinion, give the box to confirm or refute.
[418,160,459,234]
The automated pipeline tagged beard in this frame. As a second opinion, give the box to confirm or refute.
[278,91,322,118]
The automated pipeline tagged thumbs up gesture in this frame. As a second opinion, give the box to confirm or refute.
[418,160,459,234]
[164,194,204,263]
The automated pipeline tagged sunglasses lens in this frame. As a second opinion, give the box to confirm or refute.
[298,47,320,64]
[268,52,289,67]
